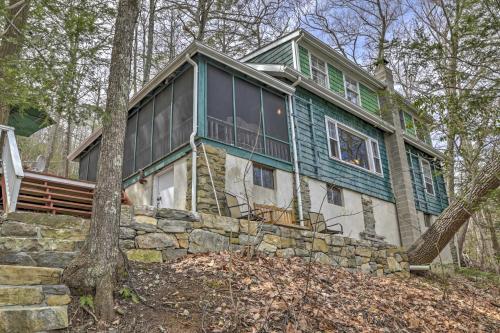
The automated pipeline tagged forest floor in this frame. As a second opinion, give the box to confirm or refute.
[66,252,500,333]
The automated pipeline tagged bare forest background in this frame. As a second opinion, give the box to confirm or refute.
[1,0,498,271]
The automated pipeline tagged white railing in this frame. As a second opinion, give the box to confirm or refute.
[0,125,24,213]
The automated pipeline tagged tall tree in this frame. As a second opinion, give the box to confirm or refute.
[0,0,31,125]
[62,0,140,323]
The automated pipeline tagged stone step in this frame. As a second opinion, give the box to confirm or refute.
[0,305,68,332]
[0,220,88,240]
[0,251,78,268]
[0,265,62,285]
[0,237,84,253]
[5,211,89,229]
[0,284,71,307]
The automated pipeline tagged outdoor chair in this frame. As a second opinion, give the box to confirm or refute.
[224,192,266,221]
[306,212,343,235]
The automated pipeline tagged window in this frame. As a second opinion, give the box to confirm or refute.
[253,164,274,189]
[235,78,264,153]
[310,54,327,87]
[327,184,343,206]
[371,141,382,174]
[345,77,359,105]
[424,213,432,228]
[326,118,383,175]
[420,159,435,195]
[207,65,234,145]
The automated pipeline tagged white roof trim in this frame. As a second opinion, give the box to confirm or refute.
[240,30,301,62]
[247,64,395,133]
[403,133,445,160]
[69,42,295,161]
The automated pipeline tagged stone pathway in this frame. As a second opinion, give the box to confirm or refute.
[0,212,89,332]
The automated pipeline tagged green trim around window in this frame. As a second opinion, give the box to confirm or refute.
[327,64,345,96]
[299,45,310,77]
[359,83,380,115]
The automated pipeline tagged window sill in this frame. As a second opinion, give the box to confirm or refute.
[328,155,384,178]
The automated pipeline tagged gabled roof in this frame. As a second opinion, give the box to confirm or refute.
[68,42,296,161]
[241,29,386,90]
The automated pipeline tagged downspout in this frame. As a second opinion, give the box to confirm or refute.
[289,76,303,225]
[185,54,198,213]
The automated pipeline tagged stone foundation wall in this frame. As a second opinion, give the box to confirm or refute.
[120,206,410,277]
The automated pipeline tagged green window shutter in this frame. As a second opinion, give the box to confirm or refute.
[403,111,416,136]
[359,84,380,115]
[327,64,345,95]
[298,45,310,77]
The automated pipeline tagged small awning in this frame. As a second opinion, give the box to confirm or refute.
[8,106,54,137]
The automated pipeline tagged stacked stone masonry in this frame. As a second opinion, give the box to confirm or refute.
[120,206,410,277]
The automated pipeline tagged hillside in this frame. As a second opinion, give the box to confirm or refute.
[67,252,499,332]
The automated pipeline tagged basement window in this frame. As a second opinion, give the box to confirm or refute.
[420,159,435,196]
[327,184,343,206]
[253,163,274,189]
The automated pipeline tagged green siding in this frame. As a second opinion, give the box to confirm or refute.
[359,84,380,115]
[294,87,394,202]
[406,144,448,215]
[327,64,344,95]
[247,42,294,67]
[299,45,310,77]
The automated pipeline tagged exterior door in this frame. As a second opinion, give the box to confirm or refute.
[154,169,174,208]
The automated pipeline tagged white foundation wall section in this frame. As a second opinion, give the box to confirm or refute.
[124,156,188,210]
[416,211,455,264]
[307,178,401,246]
[224,154,294,208]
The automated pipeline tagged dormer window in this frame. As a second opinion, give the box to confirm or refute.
[345,77,359,105]
[310,54,327,87]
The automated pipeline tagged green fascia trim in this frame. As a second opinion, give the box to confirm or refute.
[200,138,293,172]
[298,45,310,77]
[327,63,345,96]
[8,106,54,137]
[123,144,192,188]
[359,84,380,116]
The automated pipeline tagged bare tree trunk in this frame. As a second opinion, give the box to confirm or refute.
[143,0,156,84]
[456,220,469,265]
[62,0,140,324]
[0,0,30,125]
[44,112,62,173]
[132,23,138,93]
[407,154,500,264]
[63,116,71,177]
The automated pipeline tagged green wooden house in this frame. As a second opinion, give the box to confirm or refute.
[69,30,454,262]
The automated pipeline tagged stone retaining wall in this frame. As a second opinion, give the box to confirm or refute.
[120,206,410,277]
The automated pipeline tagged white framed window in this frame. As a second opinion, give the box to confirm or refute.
[325,117,383,176]
[253,163,274,189]
[420,159,435,196]
[327,184,343,206]
[344,76,359,105]
[310,54,328,88]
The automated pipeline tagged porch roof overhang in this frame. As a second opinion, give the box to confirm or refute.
[69,42,296,162]
[248,63,395,133]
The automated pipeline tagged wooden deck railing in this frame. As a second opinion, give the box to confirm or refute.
[14,171,95,218]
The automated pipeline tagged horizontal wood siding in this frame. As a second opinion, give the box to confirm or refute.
[299,45,310,77]
[405,144,449,215]
[247,42,294,67]
[327,64,344,95]
[359,83,380,115]
[294,87,394,202]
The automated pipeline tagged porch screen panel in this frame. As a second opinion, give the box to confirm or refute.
[152,85,172,161]
[207,65,234,144]
[234,78,263,153]
[135,98,154,170]
[172,67,193,149]
[79,153,89,180]
[123,113,138,177]
[87,142,100,182]
[263,90,290,161]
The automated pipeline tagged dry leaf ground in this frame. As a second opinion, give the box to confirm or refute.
[66,252,499,332]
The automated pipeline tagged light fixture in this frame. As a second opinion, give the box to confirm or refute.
[276,108,282,115]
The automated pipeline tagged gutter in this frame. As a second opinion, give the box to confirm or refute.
[289,77,304,225]
[185,54,198,213]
